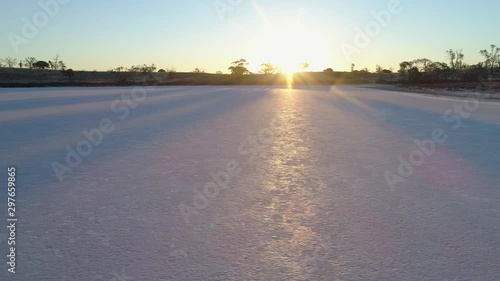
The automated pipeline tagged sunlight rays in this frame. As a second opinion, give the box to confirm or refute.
[329,86,379,115]
[327,86,484,195]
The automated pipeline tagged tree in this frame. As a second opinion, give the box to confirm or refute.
[158,69,166,73]
[3,57,17,68]
[413,58,433,72]
[479,44,500,75]
[51,54,60,70]
[59,61,66,70]
[408,66,422,83]
[300,62,309,72]
[351,63,355,72]
[128,65,139,72]
[323,68,334,73]
[462,63,486,81]
[25,57,37,69]
[428,62,448,80]
[144,64,157,73]
[19,61,23,68]
[446,49,464,71]
[398,61,413,81]
[114,66,125,72]
[228,59,250,76]
[129,64,156,73]
[375,65,383,73]
[216,71,223,75]
[259,63,279,74]
[33,61,50,69]
[193,68,205,73]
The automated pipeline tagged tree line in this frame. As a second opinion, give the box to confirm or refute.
[0,54,68,70]
[395,45,500,83]
[2,44,498,82]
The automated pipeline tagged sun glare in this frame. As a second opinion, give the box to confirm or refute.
[287,72,294,88]
[248,22,325,74]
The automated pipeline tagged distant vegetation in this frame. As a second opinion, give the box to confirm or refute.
[33,61,50,69]
[395,46,500,84]
[1,44,499,87]
[259,63,280,74]
[0,55,67,70]
[228,59,251,76]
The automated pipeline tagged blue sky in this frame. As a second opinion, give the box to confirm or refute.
[1,0,499,72]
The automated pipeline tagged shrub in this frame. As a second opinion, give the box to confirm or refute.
[33,61,50,69]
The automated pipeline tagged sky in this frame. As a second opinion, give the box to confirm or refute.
[1,0,499,73]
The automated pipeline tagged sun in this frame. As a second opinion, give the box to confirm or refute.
[248,22,325,75]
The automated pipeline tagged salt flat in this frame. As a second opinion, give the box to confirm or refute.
[1,85,500,281]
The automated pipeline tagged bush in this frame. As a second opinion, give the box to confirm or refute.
[33,61,50,69]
